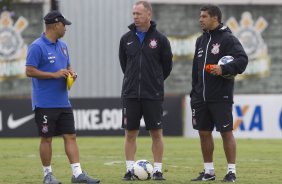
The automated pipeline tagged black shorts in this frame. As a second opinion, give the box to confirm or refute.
[190,102,233,132]
[34,108,75,137]
[122,98,163,130]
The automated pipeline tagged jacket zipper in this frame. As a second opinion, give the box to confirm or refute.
[138,42,144,99]
[136,28,150,99]
[203,33,211,102]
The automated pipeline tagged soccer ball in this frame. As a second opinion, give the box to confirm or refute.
[218,55,236,79]
[218,55,234,65]
[133,160,153,180]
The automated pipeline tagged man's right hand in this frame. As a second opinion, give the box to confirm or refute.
[53,69,69,78]
[26,66,70,79]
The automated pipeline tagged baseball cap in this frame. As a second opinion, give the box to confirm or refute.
[44,10,71,25]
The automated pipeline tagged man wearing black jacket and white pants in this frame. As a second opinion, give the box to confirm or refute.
[190,5,248,182]
[119,0,172,181]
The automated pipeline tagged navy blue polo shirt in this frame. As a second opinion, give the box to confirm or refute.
[26,33,71,110]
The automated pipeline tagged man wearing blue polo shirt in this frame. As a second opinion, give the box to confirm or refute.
[26,10,100,184]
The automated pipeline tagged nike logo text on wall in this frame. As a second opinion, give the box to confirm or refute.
[7,114,35,129]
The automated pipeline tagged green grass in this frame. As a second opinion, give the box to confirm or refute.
[0,137,281,184]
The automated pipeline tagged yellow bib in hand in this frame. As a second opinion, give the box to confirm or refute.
[67,73,74,90]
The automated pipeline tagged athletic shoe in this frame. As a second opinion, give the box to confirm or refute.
[222,171,236,182]
[43,172,61,184]
[191,171,216,181]
[123,171,134,181]
[71,171,100,184]
[153,171,166,180]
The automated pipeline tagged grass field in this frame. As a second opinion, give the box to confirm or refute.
[0,137,281,184]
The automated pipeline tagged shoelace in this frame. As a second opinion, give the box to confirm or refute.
[225,172,236,179]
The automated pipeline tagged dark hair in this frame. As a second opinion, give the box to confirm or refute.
[135,1,152,13]
[200,4,222,23]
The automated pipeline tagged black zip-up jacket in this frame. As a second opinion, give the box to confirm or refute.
[190,24,248,104]
[119,21,173,100]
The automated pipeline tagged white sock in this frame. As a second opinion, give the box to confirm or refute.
[204,162,215,175]
[71,163,83,178]
[126,160,134,172]
[153,162,162,173]
[227,164,236,174]
[43,166,52,177]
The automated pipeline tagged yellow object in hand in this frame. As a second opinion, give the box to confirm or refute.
[67,73,74,90]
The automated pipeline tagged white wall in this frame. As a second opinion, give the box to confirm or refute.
[59,0,136,97]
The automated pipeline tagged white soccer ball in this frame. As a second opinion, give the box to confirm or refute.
[133,160,153,180]
[218,55,236,79]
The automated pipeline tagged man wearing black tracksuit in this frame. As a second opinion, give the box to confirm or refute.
[119,1,172,181]
[190,4,248,183]
[119,21,172,101]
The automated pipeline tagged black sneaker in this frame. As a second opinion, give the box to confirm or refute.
[191,171,216,181]
[222,171,236,182]
[153,171,165,180]
[123,171,134,181]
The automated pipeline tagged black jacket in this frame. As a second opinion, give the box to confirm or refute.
[191,24,248,103]
[119,21,173,100]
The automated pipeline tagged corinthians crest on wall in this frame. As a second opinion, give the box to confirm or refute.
[226,12,270,80]
[0,11,28,80]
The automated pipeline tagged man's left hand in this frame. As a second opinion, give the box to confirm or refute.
[210,65,222,76]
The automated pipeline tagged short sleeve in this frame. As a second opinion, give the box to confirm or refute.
[26,44,42,68]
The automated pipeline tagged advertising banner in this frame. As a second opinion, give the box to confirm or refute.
[0,97,183,137]
[185,95,282,139]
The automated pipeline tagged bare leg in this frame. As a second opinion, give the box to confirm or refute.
[149,129,164,163]
[124,130,139,160]
[63,134,80,164]
[199,131,214,162]
[40,137,52,166]
[221,131,236,164]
